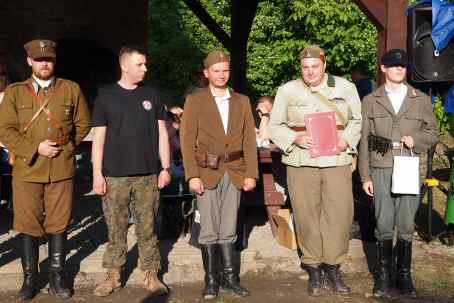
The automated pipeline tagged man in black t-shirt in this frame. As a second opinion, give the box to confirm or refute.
[91,46,171,297]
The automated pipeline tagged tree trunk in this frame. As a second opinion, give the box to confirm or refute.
[182,0,260,94]
[230,0,259,94]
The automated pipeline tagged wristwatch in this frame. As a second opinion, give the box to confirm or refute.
[261,113,270,118]
[162,167,171,173]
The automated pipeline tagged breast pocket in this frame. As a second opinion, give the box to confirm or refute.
[287,99,308,122]
[17,101,34,124]
[403,111,422,132]
[60,102,75,121]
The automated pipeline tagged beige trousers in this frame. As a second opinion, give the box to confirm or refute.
[287,165,353,265]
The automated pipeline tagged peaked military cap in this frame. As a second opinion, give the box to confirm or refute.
[24,39,57,59]
[299,45,326,62]
[381,49,408,66]
[203,51,230,68]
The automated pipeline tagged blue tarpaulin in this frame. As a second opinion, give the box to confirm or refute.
[444,83,454,113]
[406,0,454,54]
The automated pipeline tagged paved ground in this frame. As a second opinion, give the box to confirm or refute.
[1,173,454,302]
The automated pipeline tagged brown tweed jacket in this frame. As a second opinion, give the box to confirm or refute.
[180,87,258,189]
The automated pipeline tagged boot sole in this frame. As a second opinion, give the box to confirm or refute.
[323,282,351,295]
[93,285,121,297]
[203,294,218,300]
[144,287,168,296]
[49,288,72,300]
[220,286,249,297]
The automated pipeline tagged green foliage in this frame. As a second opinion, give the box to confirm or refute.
[148,0,226,104]
[148,0,377,103]
[433,95,454,135]
[248,0,377,96]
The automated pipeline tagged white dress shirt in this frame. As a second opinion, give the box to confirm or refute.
[33,75,53,92]
[385,84,408,115]
[211,87,231,134]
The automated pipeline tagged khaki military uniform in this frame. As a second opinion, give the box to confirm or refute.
[0,77,91,236]
[359,84,438,241]
[269,74,362,265]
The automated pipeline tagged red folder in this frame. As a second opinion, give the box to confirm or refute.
[304,111,339,157]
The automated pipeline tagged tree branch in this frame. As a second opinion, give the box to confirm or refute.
[182,0,232,51]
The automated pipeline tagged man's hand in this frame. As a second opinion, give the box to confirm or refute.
[294,135,313,149]
[93,174,107,196]
[256,103,269,115]
[243,178,256,191]
[362,181,374,197]
[401,136,414,149]
[189,177,205,195]
[337,138,348,152]
[38,140,62,158]
[158,169,171,189]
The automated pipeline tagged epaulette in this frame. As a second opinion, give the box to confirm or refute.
[7,80,30,88]
[411,88,420,97]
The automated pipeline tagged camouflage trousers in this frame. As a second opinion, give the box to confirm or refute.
[102,175,161,271]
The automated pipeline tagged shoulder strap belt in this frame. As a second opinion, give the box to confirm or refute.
[313,91,348,126]
[24,84,68,138]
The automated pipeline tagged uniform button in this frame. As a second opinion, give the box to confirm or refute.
[47,118,50,121]
[23,158,26,162]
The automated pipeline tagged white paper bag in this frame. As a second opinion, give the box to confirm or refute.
[391,147,420,195]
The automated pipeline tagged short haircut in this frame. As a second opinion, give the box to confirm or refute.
[118,45,147,62]
[257,95,274,105]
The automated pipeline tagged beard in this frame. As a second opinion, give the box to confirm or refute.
[32,67,54,80]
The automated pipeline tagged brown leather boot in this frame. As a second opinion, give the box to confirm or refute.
[143,270,168,295]
[93,268,121,297]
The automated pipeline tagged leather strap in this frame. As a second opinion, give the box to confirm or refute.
[221,151,243,162]
[23,85,55,133]
[201,151,243,162]
[24,84,69,140]
[313,91,348,126]
[290,125,345,132]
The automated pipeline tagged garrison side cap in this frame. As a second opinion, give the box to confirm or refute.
[203,51,230,69]
[299,45,326,62]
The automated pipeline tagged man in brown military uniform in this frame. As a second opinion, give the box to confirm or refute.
[0,39,91,300]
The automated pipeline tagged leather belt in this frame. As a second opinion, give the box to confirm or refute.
[220,151,243,162]
[290,125,345,132]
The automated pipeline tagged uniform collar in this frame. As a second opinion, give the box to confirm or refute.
[210,86,231,102]
[301,73,335,90]
[30,75,56,93]
[373,83,420,98]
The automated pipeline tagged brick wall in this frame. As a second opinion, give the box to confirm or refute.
[0,0,148,86]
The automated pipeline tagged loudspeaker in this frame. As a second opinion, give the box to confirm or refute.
[407,6,454,82]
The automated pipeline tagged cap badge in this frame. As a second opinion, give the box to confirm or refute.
[142,100,152,111]
[396,53,402,59]
[39,40,47,53]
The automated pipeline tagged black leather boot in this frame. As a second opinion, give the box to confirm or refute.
[48,232,71,299]
[219,243,249,297]
[201,244,219,300]
[396,239,417,297]
[321,263,351,294]
[17,234,39,301]
[302,264,323,297]
[373,240,393,297]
